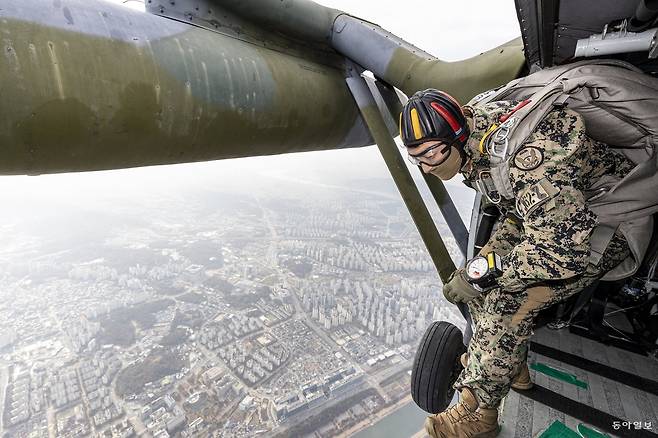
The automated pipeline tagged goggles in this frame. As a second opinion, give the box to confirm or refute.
[403,141,451,167]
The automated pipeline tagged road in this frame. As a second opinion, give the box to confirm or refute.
[271,380,375,437]
[249,189,427,435]
[252,193,341,351]
[0,366,7,432]
[371,360,412,385]
[252,194,396,405]
[46,406,57,438]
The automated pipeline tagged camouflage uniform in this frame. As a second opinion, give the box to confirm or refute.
[453,101,634,408]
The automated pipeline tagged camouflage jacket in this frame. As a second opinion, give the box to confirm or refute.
[461,101,634,292]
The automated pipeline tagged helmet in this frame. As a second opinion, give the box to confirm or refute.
[399,89,468,148]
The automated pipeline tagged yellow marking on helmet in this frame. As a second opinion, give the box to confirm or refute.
[410,108,423,140]
[399,112,403,138]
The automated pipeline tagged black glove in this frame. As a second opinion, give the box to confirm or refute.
[443,269,482,304]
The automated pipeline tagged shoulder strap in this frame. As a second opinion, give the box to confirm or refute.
[485,84,564,156]
[472,59,645,202]
[473,60,657,279]
[468,59,641,108]
[484,60,642,166]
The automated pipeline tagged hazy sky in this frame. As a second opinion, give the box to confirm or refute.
[0,0,521,204]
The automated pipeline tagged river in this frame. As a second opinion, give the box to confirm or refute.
[351,401,428,438]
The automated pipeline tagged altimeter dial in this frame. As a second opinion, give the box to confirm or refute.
[466,256,490,282]
[464,253,503,287]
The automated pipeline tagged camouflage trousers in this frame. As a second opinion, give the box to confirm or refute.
[454,218,630,408]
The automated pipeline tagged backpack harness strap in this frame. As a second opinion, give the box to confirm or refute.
[470,59,657,274]
[474,84,568,203]
[588,223,619,266]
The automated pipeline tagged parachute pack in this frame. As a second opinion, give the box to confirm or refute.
[467,60,658,280]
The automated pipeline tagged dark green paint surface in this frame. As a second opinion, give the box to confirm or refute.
[578,423,611,438]
[385,39,525,103]
[0,14,367,174]
[0,0,523,175]
[531,363,589,389]
[539,420,582,438]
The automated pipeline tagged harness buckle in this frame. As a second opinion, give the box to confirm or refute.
[486,135,509,160]
[486,116,517,160]
[493,125,510,144]
[475,171,502,204]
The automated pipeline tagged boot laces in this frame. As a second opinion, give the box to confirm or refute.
[445,402,481,424]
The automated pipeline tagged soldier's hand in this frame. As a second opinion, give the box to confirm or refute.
[443,269,482,304]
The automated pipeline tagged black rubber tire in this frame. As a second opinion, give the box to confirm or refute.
[411,320,466,414]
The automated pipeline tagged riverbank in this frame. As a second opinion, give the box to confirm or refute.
[339,397,426,438]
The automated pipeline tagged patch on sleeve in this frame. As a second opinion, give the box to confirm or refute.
[516,178,560,218]
[513,146,544,171]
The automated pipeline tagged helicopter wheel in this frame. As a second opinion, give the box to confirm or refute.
[411,321,466,414]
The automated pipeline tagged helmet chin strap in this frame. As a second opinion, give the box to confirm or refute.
[455,125,471,171]
[457,142,468,170]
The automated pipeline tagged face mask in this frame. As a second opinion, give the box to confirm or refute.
[428,145,463,180]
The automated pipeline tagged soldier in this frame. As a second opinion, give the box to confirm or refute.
[399,89,633,437]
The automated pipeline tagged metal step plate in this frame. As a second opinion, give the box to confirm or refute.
[499,327,658,438]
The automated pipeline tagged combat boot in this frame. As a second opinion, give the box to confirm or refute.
[424,387,499,438]
[460,353,533,390]
[510,361,533,390]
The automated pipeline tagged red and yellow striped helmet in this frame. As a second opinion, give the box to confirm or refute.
[399,89,468,148]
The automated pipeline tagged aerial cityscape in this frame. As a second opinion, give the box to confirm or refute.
[0,161,471,438]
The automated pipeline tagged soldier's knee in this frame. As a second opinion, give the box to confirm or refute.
[485,288,525,317]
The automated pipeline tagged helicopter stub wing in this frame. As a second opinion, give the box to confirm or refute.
[0,0,523,175]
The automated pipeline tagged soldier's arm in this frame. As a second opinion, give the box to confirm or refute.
[497,110,598,293]
[478,217,523,257]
